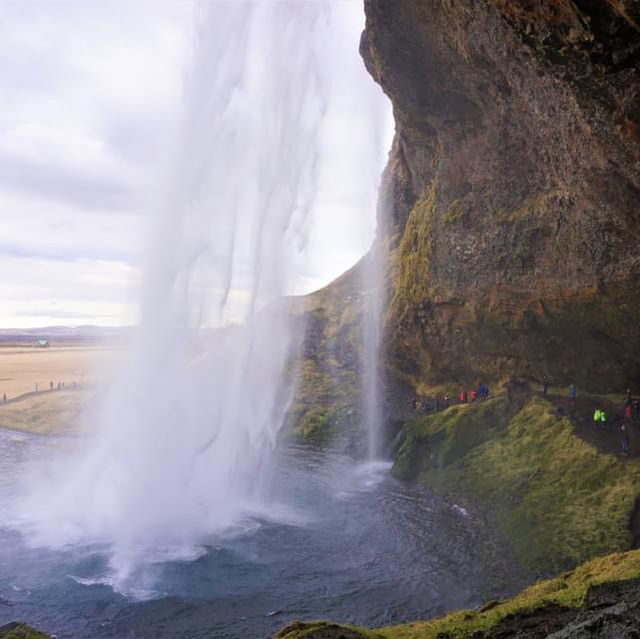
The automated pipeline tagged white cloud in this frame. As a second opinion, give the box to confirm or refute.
[0,1,392,328]
[0,1,192,327]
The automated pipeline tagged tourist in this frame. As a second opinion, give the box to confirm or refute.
[443,395,450,408]
[593,408,607,424]
[470,388,478,402]
[458,389,467,403]
[542,377,549,398]
[621,423,630,455]
[569,384,576,403]
[626,403,632,424]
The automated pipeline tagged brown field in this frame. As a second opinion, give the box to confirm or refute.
[0,346,117,400]
[0,346,120,433]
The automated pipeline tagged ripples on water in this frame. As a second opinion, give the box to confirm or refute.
[0,430,528,638]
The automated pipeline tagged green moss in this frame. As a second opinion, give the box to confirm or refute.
[276,620,382,638]
[286,358,360,445]
[0,623,50,639]
[493,190,561,224]
[388,182,437,320]
[394,397,640,572]
[378,548,640,638]
[295,406,333,443]
[384,181,439,387]
[441,197,464,225]
[276,548,640,639]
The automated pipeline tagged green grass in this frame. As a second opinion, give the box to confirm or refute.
[394,396,640,572]
[276,621,381,639]
[0,389,89,435]
[0,623,50,639]
[377,548,640,638]
[441,197,465,225]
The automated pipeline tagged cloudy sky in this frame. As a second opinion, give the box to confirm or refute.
[0,1,392,328]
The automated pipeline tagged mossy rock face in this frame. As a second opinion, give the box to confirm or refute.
[0,623,50,639]
[286,257,378,451]
[360,0,640,394]
[285,355,362,448]
[393,396,640,573]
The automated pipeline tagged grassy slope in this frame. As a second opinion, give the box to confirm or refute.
[0,623,50,639]
[394,395,640,572]
[0,390,89,434]
[277,548,640,638]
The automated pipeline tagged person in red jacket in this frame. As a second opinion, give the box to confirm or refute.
[458,389,467,403]
[470,388,478,402]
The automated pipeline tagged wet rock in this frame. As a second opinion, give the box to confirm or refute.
[488,578,640,638]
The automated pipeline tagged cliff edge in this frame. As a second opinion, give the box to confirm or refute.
[361,0,640,394]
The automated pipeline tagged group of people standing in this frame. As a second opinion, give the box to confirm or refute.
[458,384,490,403]
[412,383,490,415]
[411,375,636,458]
[590,387,636,456]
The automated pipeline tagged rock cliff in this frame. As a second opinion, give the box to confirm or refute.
[278,3,640,636]
[360,0,640,395]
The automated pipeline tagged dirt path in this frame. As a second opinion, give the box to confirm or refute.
[546,392,639,458]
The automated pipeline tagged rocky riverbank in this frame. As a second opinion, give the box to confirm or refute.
[276,549,640,638]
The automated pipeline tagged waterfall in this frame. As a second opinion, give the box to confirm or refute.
[362,242,385,460]
[19,1,330,581]
[15,1,391,589]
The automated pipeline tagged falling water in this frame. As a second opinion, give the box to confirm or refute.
[18,1,330,581]
[12,1,391,591]
[362,241,385,461]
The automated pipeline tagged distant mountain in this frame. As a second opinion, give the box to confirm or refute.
[0,326,132,345]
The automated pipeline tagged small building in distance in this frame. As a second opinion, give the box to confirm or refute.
[35,339,50,348]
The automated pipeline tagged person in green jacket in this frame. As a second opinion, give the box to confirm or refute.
[593,408,607,423]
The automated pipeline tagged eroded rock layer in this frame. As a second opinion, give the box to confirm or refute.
[361,0,640,393]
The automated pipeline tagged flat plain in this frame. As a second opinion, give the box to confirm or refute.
[0,346,118,433]
[0,346,114,399]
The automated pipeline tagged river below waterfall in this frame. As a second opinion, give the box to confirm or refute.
[0,427,530,638]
